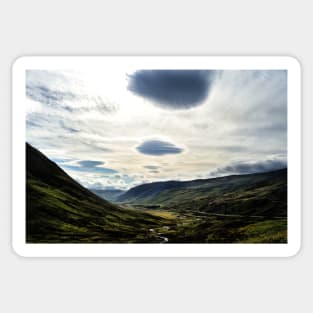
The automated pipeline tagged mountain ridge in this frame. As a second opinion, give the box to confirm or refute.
[117,168,287,205]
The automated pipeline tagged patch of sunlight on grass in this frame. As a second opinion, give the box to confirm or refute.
[144,210,177,220]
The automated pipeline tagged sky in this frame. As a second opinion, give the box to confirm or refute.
[26,69,287,190]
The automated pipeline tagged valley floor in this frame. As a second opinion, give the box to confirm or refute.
[121,204,287,244]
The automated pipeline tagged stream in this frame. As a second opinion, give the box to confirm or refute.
[149,228,169,243]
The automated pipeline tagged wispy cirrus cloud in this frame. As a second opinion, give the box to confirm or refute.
[26,84,76,111]
[26,70,118,114]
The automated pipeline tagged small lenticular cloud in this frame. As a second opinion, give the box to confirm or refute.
[78,160,105,167]
[137,140,184,156]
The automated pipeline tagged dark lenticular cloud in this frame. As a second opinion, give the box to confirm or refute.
[128,70,218,109]
[143,165,160,170]
[210,158,287,177]
[62,164,117,175]
[78,160,105,167]
[56,158,116,175]
[137,140,184,156]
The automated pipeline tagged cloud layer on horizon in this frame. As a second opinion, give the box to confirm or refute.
[209,157,287,177]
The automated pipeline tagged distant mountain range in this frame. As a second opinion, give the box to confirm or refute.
[90,189,124,201]
[116,168,287,217]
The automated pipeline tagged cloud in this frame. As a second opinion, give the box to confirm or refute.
[143,165,160,170]
[72,172,137,191]
[59,121,80,133]
[144,165,161,174]
[26,70,118,114]
[58,159,116,175]
[78,160,105,167]
[136,140,184,156]
[62,164,117,175]
[26,84,76,111]
[209,157,287,177]
[128,70,218,109]
[26,120,40,128]
[214,145,246,153]
[52,157,74,164]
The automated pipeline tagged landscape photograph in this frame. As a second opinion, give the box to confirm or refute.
[25,67,287,244]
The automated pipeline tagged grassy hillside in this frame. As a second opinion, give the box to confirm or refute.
[116,169,287,243]
[118,169,287,217]
[26,143,164,243]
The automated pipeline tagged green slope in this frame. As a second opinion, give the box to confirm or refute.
[118,169,287,218]
[115,169,287,243]
[26,143,163,243]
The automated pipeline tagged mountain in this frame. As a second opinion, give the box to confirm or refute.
[117,169,287,218]
[90,189,125,201]
[115,169,287,243]
[26,143,162,243]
